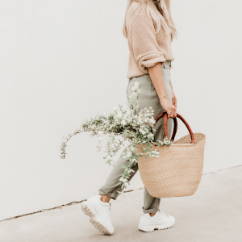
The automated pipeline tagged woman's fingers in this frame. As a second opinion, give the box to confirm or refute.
[160,97,177,118]
[167,105,177,118]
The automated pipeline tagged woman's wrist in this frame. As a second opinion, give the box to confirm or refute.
[159,95,168,102]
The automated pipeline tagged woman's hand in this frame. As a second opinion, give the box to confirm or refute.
[160,96,177,118]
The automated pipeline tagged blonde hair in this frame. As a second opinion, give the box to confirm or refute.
[122,0,177,40]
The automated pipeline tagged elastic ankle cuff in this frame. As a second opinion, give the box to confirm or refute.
[142,207,160,214]
[98,190,121,200]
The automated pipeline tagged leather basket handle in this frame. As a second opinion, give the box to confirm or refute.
[154,111,196,144]
[154,113,178,142]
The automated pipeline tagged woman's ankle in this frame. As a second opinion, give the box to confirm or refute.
[100,195,111,203]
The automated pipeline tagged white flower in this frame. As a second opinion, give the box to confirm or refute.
[163,136,171,145]
[149,150,160,157]
[119,177,128,183]
[147,133,154,140]
[59,82,169,189]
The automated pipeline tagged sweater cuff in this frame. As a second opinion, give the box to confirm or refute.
[137,51,166,72]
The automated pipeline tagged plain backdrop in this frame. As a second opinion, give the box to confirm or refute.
[0,0,242,220]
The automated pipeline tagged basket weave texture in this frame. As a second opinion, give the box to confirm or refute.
[136,112,206,198]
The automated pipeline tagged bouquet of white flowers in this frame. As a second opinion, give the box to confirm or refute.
[60,81,171,191]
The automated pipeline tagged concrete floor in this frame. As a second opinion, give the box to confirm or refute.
[1,166,242,242]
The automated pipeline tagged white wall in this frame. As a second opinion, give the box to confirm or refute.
[0,0,241,220]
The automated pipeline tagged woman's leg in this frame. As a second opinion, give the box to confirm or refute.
[128,62,174,214]
[138,111,176,231]
[142,188,161,214]
[84,144,139,234]
[98,146,139,200]
[98,118,173,207]
[97,73,161,201]
[142,116,174,214]
[99,62,174,210]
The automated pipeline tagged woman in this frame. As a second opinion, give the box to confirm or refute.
[81,0,177,235]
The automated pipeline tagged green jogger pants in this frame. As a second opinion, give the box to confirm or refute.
[98,61,174,214]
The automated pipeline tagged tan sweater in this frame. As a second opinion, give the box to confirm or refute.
[125,6,174,79]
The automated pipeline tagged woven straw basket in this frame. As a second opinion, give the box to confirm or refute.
[136,112,206,198]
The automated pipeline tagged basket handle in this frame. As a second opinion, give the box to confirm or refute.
[154,112,178,142]
[154,111,196,144]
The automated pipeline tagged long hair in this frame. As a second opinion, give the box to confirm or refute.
[122,0,177,40]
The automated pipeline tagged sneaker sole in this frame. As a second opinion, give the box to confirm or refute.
[89,217,113,235]
[138,222,175,232]
[81,202,114,235]
[81,202,96,218]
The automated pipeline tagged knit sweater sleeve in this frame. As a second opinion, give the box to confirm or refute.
[127,11,166,72]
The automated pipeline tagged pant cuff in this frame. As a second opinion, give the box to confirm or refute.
[98,190,122,200]
[142,207,160,214]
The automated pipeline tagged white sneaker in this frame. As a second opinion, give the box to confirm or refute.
[81,195,114,235]
[138,210,175,232]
